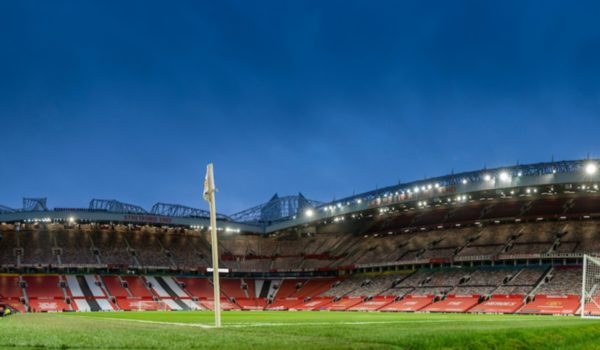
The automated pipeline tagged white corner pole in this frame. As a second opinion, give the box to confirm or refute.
[206,163,221,327]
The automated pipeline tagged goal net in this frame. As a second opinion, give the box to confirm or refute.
[581,255,600,318]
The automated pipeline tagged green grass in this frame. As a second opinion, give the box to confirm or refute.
[2,311,600,349]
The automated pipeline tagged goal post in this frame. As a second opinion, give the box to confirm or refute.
[581,254,600,318]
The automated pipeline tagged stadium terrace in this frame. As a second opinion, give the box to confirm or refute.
[2,158,600,316]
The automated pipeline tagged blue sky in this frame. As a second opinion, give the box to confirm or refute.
[0,0,599,214]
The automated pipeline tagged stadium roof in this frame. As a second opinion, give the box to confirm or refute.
[1,158,599,233]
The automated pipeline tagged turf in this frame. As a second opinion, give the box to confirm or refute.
[2,311,600,349]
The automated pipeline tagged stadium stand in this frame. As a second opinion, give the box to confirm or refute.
[293,298,333,311]
[266,298,303,310]
[21,230,55,266]
[379,295,434,312]
[519,295,580,315]
[422,295,481,313]
[323,297,364,311]
[348,296,395,311]
[3,160,600,315]
[536,267,582,296]
[469,295,525,314]
[55,230,97,265]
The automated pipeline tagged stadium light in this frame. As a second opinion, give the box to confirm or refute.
[461,178,468,185]
[483,174,492,181]
[499,172,510,182]
[585,162,598,175]
[304,209,314,218]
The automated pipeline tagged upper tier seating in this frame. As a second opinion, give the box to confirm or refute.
[127,231,173,268]
[160,233,207,268]
[91,231,135,266]
[21,231,55,265]
[54,230,97,265]
[0,231,18,266]
[294,278,339,298]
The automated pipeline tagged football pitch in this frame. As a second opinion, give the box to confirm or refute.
[3,311,600,350]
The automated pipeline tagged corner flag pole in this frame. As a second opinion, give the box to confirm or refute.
[204,163,221,327]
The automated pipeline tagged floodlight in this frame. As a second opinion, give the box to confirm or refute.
[499,172,510,182]
[304,209,314,218]
[585,162,598,175]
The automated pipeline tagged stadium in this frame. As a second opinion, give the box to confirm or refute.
[4,1,600,349]
[3,159,600,348]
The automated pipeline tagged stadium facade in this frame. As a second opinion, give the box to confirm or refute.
[1,158,600,315]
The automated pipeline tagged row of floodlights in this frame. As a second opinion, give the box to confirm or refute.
[190,225,240,233]
[479,162,597,184]
[23,218,242,234]
[303,162,598,219]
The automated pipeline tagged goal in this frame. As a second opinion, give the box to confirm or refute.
[581,254,600,318]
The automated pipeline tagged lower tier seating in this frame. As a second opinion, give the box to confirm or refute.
[469,295,525,314]
[519,295,580,315]
[379,295,434,312]
[422,295,480,313]
[3,268,588,315]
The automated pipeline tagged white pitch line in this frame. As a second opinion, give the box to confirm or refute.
[60,315,216,329]
[221,317,571,328]
[64,315,576,330]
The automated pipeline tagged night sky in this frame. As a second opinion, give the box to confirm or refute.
[1,0,599,214]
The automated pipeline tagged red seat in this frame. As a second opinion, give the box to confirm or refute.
[121,276,153,298]
[236,298,266,310]
[348,296,395,311]
[28,299,69,312]
[379,295,433,312]
[519,295,580,315]
[116,298,162,311]
[178,277,215,298]
[199,298,241,311]
[276,280,306,298]
[23,276,64,299]
[220,279,247,299]
[292,297,333,311]
[0,276,22,299]
[101,276,129,298]
[423,295,480,313]
[323,297,364,311]
[294,278,339,298]
[266,298,303,310]
[470,295,524,314]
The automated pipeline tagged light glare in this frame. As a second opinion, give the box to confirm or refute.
[585,163,598,175]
